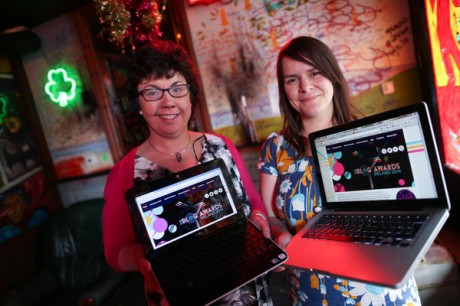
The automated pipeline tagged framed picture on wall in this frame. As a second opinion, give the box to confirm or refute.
[21,13,115,179]
[423,0,460,175]
[0,75,39,184]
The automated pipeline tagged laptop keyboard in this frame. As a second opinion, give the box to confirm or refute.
[154,222,275,291]
[302,213,429,247]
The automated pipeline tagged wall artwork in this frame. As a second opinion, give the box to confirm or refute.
[184,0,421,145]
[0,76,40,183]
[21,14,114,179]
[424,0,460,175]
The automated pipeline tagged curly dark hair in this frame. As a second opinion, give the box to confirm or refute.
[276,36,357,157]
[127,39,200,113]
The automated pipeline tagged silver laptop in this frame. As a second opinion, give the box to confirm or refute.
[125,158,287,306]
[285,101,450,288]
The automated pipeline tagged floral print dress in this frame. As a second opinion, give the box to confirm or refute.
[258,132,421,306]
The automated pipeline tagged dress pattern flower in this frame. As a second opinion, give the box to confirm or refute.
[258,132,421,306]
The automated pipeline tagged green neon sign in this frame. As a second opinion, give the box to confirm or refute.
[0,96,7,124]
[44,68,77,107]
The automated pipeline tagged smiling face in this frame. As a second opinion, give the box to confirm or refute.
[137,72,192,138]
[281,56,334,122]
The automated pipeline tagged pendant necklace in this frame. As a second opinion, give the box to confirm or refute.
[148,133,191,163]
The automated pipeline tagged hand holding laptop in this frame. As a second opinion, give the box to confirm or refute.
[284,102,450,288]
[250,211,272,238]
[265,216,293,272]
[124,243,169,306]
[137,255,168,306]
[125,159,288,305]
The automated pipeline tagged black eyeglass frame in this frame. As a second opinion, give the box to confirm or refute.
[138,84,190,101]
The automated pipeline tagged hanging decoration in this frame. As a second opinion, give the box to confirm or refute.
[95,0,163,51]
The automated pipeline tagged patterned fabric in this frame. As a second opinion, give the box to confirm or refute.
[258,132,421,306]
[134,133,270,306]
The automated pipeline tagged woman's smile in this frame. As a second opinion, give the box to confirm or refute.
[156,113,179,120]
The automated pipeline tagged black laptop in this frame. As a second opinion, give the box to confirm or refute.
[285,101,450,288]
[125,158,287,306]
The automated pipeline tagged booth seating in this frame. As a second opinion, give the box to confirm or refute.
[0,198,145,306]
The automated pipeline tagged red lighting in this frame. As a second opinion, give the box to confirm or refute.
[187,0,220,6]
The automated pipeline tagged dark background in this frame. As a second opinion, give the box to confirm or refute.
[0,0,91,32]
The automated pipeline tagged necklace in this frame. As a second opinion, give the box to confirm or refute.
[148,133,191,163]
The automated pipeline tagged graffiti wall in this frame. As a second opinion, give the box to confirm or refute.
[185,0,421,145]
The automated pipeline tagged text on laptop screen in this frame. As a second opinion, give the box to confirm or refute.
[313,111,438,203]
[134,167,238,249]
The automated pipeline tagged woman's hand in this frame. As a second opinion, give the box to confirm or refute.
[274,231,293,251]
[271,231,292,272]
[266,217,293,272]
[134,246,170,306]
[250,211,271,238]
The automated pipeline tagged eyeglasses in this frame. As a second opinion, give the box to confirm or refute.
[138,84,190,101]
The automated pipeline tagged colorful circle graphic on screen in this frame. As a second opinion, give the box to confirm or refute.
[344,171,352,179]
[153,218,167,232]
[168,224,177,233]
[396,189,416,200]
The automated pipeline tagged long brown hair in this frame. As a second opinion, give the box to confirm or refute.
[276,36,357,157]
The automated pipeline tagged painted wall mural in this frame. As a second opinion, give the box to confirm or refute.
[185,0,421,145]
[425,0,460,174]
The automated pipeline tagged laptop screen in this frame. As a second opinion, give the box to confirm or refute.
[312,110,438,203]
[134,166,238,250]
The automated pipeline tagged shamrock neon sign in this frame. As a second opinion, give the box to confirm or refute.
[0,95,7,124]
[44,68,77,107]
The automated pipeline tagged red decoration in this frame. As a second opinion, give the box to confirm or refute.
[187,0,221,6]
[95,0,163,51]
